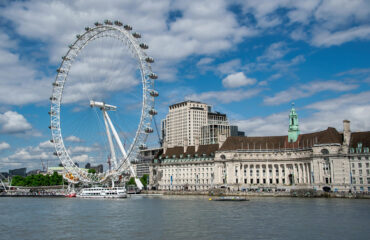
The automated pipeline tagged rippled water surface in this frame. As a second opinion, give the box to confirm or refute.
[0,196,369,240]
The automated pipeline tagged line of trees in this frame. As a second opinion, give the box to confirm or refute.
[127,174,149,188]
[11,172,65,187]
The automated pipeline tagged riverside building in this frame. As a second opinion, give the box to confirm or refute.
[149,105,370,193]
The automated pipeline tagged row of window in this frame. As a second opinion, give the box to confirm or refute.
[352,177,370,184]
[351,162,370,168]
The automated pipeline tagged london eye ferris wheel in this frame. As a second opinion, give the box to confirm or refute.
[49,20,159,188]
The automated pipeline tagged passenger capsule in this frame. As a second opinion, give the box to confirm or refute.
[145,127,153,133]
[150,90,159,97]
[114,21,123,26]
[50,96,57,101]
[62,56,70,61]
[85,27,91,31]
[52,82,60,87]
[145,57,154,63]
[48,111,56,115]
[139,43,148,49]
[132,32,141,38]
[148,73,158,79]
[94,22,103,26]
[50,139,54,143]
[124,25,132,30]
[53,152,59,156]
[104,20,113,25]
[56,69,65,73]
[149,109,157,115]
[76,34,81,39]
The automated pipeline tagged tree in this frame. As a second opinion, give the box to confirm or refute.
[88,168,96,174]
[140,174,149,187]
[127,177,136,186]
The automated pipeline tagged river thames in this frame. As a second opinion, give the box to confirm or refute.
[0,196,369,240]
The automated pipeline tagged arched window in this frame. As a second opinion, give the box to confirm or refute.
[321,149,329,155]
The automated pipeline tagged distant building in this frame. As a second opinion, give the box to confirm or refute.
[85,163,103,173]
[0,172,9,179]
[9,168,27,177]
[133,148,161,178]
[27,169,43,176]
[150,105,370,193]
[162,100,240,147]
[164,100,208,146]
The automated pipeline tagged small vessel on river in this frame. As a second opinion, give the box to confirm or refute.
[77,187,127,198]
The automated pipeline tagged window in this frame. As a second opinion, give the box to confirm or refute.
[359,170,363,175]
[352,170,356,175]
[352,178,356,184]
[358,163,362,168]
[352,163,355,168]
[366,163,369,168]
[359,177,363,184]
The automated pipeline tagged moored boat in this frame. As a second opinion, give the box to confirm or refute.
[77,186,127,198]
[209,196,249,201]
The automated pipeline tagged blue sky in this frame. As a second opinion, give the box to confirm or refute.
[0,0,370,171]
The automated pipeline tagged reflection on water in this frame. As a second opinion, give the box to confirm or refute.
[0,196,369,240]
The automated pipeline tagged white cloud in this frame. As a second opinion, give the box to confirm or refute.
[312,25,370,47]
[71,154,89,163]
[217,59,242,75]
[0,111,32,134]
[197,57,214,66]
[0,0,256,89]
[186,89,260,104]
[65,136,83,143]
[235,91,370,136]
[0,142,10,151]
[222,72,256,88]
[238,0,370,47]
[257,42,290,61]
[264,80,358,106]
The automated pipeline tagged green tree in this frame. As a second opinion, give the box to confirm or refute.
[88,169,96,174]
[127,177,136,186]
[140,174,149,187]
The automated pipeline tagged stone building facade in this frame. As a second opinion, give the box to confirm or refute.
[149,111,370,192]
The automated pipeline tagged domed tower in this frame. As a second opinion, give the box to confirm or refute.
[288,103,300,143]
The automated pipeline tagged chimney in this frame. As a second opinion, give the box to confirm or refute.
[195,137,199,152]
[183,138,188,153]
[343,120,351,146]
[218,133,226,148]
[163,140,168,155]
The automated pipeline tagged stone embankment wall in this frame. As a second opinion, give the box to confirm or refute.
[143,190,370,199]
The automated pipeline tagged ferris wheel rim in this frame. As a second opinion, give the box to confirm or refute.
[50,21,157,183]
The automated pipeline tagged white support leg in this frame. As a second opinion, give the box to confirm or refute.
[104,111,127,159]
[103,110,117,169]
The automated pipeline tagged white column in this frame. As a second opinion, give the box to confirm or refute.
[272,164,276,184]
[293,164,298,185]
[284,164,289,185]
[279,164,284,184]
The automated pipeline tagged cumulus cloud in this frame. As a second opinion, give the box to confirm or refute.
[264,80,358,105]
[238,0,370,47]
[222,72,256,88]
[65,136,83,143]
[0,142,10,151]
[0,111,32,134]
[257,42,290,61]
[235,91,370,136]
[186,89,260,104]
[311,26,370,47]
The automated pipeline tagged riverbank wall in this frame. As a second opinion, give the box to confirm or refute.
[142,189,370,199]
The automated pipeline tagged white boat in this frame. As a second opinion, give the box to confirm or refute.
[77,186,127,198]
